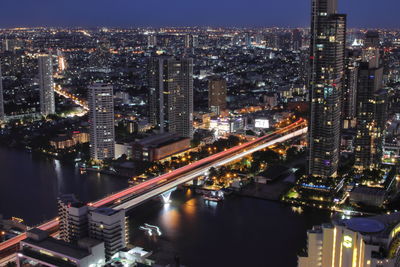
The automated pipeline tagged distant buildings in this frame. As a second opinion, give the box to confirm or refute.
[148,57,194,138]
[208,76,227,115]
[17,228,105,267]
[88,83,115,160]
[147,34,157,48]
[299,213,400,267]
[354,32,387,171]
[292,29,302,51]
[308,0,346,178]
[38,54,55,116]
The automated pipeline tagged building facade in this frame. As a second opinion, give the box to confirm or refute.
[148,57,194,138]
[38,54,55,116]
[58,194,89,244]
[354,33,387,171]
[299,213,400,267]
[88,83,115,160]
[88,207,128,259]
[208,76,227,115]
[308,0,346,178]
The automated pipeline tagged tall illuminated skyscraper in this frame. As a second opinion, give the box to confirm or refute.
[148,57,193,138]
[0,64,4,121]
[88,83,115,160]
[354,32,387,170]
[38,54,55,116]
[308,0,346,178]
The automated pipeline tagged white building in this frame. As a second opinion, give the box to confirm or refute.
[299,213,400,267]
[38,54,55,116]
[17,228,105,267]
[88,207,128,259]
[88,83,115,160]
[58,194,89,243]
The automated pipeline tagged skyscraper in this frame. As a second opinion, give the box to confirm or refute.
[0,63,4,121]
[308,0,346,178]
[292,29,303,51]
[38,54,55,116]
[208,76,227,115]
[147,34,157,48]
[354,32,387,170]
[342,50,359,129]
[184,34,191,48]
[148,57,194,138]
[88,83,115,160]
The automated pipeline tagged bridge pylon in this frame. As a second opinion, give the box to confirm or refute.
[161,187,177,203]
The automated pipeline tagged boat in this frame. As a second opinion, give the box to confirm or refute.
[203,193,223,202]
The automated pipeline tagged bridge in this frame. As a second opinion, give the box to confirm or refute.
[0,119,307,264]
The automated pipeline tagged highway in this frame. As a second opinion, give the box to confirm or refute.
[0,119,307,264]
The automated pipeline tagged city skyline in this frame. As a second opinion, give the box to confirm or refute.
[0,0,399,28]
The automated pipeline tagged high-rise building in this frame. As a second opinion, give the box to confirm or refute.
[292,29,303,51]
[299,213,400,267]
[38,54,55,116]
[88,207,128,259]
[147,34,157,48]
[342,50,359,129]
[308,0,346,178]
[184,34,191,48]
[148,57,194,138]
[208,76,227,115]
[88,83,115,160]
[58,194,89,244]
[192,35,199,48]
[354,33,387,170]
[0,63,4,121]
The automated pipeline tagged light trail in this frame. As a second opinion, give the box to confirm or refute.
[0,119,307,257]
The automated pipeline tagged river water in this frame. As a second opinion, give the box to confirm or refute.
[0,147,331,266]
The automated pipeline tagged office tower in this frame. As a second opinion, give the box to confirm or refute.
[354,33,387,171]
[308,0,346,178]
[57,49,67,72]
[18,228,105,267]
[38,54,55,116]
[148,57,194,138]
[147,34,157,48]
[184,34,191,48]
[208,76,227,115]
[58,194,89,244]
[342,50,359,129]
[365,31,380,48]
[192,35,199,48]
[88,83,115,160]
[88,207,127,259]
[292,29,302,51]
[299,214,400,267]
[0,64,4,121]
[245,33,252,47]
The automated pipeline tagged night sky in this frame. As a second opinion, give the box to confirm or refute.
[0,0,399,28]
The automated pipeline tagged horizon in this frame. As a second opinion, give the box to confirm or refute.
[1,0,399,29]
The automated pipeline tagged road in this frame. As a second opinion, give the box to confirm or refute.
[0,119,307,264]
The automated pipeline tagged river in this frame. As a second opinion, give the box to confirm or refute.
[0,147,331,266]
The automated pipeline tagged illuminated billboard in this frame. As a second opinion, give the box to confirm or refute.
[255,119,270,129]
